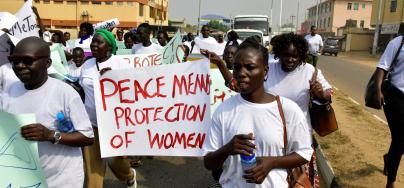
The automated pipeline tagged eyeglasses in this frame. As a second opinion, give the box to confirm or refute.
[8,55,48,66]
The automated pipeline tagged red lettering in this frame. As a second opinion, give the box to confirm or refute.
[110,135,123,149]
[164,133,173,149]
[114,107,124,129]
[134,109,146,124]
[176,45,185,63]
[195,74,211,94]
[187,73,195,95]
[134,57,141,68]
[153,107,164,122]
[141,57,151,67]
[125,108,136,126]
[186,133,196,147]
[174,132,187,149]
[154,54,162,65]
[118,79,135,104]
[125,131,135,148]
[172,75,188,98]
[156,76,167,98]
[195,133,206,149]
[100,78,118,111]
[148,129,164,149]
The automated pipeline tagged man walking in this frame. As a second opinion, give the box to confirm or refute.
[305,26,323,67]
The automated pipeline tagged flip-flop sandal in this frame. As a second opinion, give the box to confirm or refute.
[130,159,143,168]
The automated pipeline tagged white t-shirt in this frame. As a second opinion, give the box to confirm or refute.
[74,36,93,50]
[304,34,323,55]
[131,43,162,54]
[377,35,404,93]
[67,61,83,80]
[79,55,132,125]
[0,63,19,93]
[264,62,332,129]
[1,77,94,188]
[268,53,279,64]
[192,36,220,54]
[205,95,313,188]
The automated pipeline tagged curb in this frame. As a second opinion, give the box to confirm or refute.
[316,141,340,188]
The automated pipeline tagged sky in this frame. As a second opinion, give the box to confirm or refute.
[168,0,319,31]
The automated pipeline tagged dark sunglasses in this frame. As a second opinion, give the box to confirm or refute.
[8,55,48,66]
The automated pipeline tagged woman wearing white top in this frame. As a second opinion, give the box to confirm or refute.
[208,34,333,188]
[374,35,404,188]
[204,38,313,188]
[79,29,136,188]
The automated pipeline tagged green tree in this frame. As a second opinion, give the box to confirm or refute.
[207,20,229,32]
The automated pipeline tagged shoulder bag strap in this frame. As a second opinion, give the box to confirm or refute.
[276,96,288,156]
[389,36,404,72]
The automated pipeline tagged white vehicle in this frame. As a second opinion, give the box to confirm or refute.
[227,29,264,45]
[233,15,271,47]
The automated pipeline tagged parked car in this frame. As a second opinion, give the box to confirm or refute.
[322,37,341,56]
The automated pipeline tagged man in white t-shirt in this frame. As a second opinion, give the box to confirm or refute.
[1,37,94,188]
[131,23,163,54]
[304,26,323,67]
[191,25,220,54]
[67,47,85,80]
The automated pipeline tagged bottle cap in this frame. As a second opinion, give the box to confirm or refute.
[241,153,255,161]
[56,112,65,121]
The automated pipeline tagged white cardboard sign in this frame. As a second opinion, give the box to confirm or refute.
[9,0,39,39]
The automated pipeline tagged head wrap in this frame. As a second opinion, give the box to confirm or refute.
[95,29,117,54]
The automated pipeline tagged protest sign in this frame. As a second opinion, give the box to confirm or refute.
[0,12,18,30]
[116,40,126,49]
[0,111,48,188]
[118,31,184,68]
[48,44,73,81]
[93,18,119,31]
[209,68,237,114]
[9,0,39,39]
[94,60,210,158]
[116,49,132,55]
[192,37,224,55]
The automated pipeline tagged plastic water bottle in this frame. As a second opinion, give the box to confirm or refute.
[240,153,257,172]
[56,112,74,133]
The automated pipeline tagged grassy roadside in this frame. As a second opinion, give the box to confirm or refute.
[315,90,404,188]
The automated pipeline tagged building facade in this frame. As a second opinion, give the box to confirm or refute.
[0,0,168,36]
[371,0,404,36]
[306,0,373,36]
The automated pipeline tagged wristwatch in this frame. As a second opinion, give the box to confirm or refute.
[53,131,61,145]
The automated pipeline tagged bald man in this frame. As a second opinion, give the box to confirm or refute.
[0,37,94,188]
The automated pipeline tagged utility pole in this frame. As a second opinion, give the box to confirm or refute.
[296,0,300,33]
[372,0,383,55]
[316,0,320,27]
[279,0,283,33]
[197,0,202,35]
[270,0,274,31]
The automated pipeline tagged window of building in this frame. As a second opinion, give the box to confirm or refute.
[362,3,366,9]
[105,1,113,5]
[54,0,63,4]
[354,3,359,10]
[117,2,123,6]
[390,0,397,12]
[139,4,144,16]
[43,0,50,4]
[329,2,332,12]
[150,7,155,18]
[360,20,365,28]
[127,2,133,6]
[81,0,89,5]
[67,0,76,5]
[347,3,352,10]
[328,17,331,27]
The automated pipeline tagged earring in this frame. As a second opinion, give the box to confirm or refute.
[264,74,268,81]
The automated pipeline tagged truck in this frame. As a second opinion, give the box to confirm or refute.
[233,15,271,47]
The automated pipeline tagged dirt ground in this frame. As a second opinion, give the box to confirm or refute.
[316,90,404,188]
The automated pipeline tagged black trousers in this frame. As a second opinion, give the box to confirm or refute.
[383,86,404,182]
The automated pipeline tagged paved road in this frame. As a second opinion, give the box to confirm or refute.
[317,54,387,122]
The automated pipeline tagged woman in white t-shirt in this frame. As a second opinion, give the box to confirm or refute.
[208,34,332,188]
[204,38,313,188]
[1,37,94,188]
[79,29,136,188]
